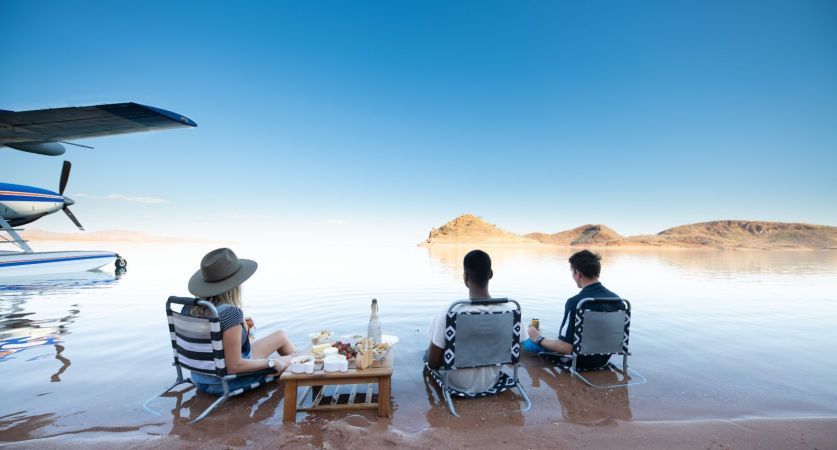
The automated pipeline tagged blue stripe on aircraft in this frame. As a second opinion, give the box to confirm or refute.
[0,254,114,268]
[0,183,60,196]
[0,195,63,203]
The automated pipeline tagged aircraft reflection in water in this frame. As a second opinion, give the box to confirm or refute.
[0,271,120,381]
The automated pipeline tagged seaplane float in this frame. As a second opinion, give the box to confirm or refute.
[1,102,196,278]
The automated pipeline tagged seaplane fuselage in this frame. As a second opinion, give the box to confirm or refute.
[0,183,65,223]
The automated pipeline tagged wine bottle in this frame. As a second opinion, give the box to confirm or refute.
[367,298,382,343]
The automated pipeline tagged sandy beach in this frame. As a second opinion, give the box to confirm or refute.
[3,351,836,449]
[6,415,836,449]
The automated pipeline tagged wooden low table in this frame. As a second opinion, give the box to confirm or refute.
[281,365,393,422]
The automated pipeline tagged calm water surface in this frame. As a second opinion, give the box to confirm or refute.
[1,242,836,442]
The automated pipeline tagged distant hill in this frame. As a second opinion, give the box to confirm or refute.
[19,229,209,243]
[421,214,543,246]
[423,216,837,249]
[610,220,837,249]
[525,224,623,246]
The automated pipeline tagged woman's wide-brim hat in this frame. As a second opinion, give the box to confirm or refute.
[188,248,257,298]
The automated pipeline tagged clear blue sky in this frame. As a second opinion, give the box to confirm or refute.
[2,0,836,243]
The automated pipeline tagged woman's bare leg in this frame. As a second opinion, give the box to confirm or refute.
[251,330,296,360]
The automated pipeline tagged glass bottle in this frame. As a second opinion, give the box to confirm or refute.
[367,298,382,343]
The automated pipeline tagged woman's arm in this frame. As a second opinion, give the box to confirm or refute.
[222,326,282,374]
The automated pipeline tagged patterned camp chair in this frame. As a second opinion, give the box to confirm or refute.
[539,297,646,389]
[143,296,277,423]
[424,298,532,416]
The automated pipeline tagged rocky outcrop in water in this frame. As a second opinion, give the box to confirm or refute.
[423,216,837,249]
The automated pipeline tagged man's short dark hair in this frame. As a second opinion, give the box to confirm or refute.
[569,250,601,278]
[464,249,492,289]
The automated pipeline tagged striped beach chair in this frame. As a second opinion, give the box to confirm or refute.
[424,298,532,416]
[143,296,276,423]
[539,297,646,388]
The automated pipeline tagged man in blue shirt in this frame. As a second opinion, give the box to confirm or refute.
[525,250,625,369]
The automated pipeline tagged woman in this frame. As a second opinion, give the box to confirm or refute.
[184,247,297,395]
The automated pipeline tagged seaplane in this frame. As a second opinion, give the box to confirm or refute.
[1,102,196,277]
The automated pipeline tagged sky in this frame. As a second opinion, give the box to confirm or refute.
[2,0,836,244]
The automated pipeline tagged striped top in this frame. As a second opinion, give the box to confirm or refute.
[180,304,251,358]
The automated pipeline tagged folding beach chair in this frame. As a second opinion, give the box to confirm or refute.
[143,296,277,423]
[424,298,532,417]
[539,297,645,389]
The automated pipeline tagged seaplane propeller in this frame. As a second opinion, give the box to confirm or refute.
[59,161,84,231]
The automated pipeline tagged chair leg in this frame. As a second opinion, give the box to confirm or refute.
[190,394,229,424]
[142,378,192,417]
[515,382,532,412]
[442,389,459,417]
[572,363,647,389]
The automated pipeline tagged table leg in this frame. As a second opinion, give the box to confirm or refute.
[378,376,391,418]
[283,380,298,422]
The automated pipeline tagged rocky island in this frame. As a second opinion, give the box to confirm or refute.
[422,215,837,250]
[420,214,543,246]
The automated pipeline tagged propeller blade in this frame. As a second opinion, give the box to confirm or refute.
[62,206,84,230]
[59,160,72,195]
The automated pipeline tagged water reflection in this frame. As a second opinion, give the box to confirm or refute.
[426,245,837,279]
[604,249,837,278]
[162,383,284,437]
[0,411,56,441]
[0,270,121,292]
[425,245,568,276]
[0,271,119,382]
[522,357,632,425]
[421,370,526,427]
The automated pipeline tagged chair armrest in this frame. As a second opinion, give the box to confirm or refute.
[224,368,277,380]
[167,296,201,306]
[424,361,442,375]
[538,351,573,359]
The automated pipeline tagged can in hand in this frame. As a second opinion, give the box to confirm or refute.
[530,318,540,330]
[245,317,255,341]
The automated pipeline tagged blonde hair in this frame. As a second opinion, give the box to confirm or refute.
[191,285,243,317]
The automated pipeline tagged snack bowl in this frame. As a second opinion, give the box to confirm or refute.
[371,342,393,361]
[290,355,315,374]
[308,331,334,345]
[323,354,348,373]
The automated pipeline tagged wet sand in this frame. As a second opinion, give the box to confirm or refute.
[3,354,836,449]
[5,415,836,449]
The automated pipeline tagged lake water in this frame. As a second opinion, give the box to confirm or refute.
[2,242,837,443]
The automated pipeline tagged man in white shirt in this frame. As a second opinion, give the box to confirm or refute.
[426,250,514,394]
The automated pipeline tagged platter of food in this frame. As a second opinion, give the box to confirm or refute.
[306,332,399,368]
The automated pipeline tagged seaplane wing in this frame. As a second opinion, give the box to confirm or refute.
[0,102,197,156]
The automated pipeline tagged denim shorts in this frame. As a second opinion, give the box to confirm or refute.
[192,351,272,395]
[522,338,548,353]
[196,372,272,395]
